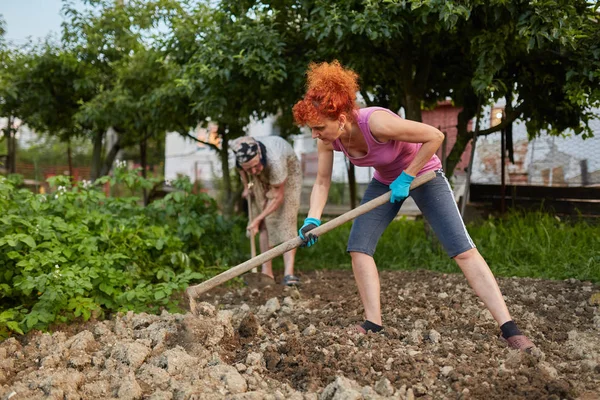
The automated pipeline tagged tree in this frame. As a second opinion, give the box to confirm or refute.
[213,0,472,206]
[0,47,27,174]
[295,0,471,121]
[10,45,95,178]
[443,0,600,176]
[61,0,156,180]
[161,0,289,213]
[269,0,600,178]
[78,45,190,203]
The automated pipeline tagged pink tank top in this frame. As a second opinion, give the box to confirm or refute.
[332,107,442,185]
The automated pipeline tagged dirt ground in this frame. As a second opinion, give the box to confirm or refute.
[1,269,599,400]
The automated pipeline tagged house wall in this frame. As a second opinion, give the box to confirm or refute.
[422,101,473,175]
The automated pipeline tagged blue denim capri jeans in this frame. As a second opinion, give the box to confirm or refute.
[347,169,475,258]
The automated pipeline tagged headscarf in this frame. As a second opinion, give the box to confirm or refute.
[231,136,267,168]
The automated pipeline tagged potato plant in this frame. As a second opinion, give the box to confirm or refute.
[0,168,246,338]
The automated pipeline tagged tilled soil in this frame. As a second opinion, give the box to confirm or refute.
[1,269,599,400]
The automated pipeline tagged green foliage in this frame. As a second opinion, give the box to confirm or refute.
[292,211,600,282]
[13,45,95,142]
[469,212,600,281]
[0,166,246,339]
[164,1,288,126]
[147,175,247,267]
[327,182,351,205]
[211,163,244,207]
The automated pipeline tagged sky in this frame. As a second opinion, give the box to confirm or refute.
[1,0,68,45]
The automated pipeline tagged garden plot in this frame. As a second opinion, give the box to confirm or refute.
[1,270,599,399]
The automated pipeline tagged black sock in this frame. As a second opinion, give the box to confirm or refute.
[361,320,383,333]
[500,320,522,339]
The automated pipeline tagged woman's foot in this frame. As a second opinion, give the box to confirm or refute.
[500,320,535,352]
[502,334,535,352]
[354,320,383,334]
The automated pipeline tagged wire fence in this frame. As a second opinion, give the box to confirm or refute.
[471,116,600,187]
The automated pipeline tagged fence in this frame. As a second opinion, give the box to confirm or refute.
[471,119,600,187]
[14,163,92,182]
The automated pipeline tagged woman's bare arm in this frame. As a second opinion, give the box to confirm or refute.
[307,140,334,220]
[369,110,444,177]
[239,169,250,197]
[254,181,285,221]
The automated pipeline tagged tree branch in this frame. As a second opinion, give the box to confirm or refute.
[414,46,432,96]
[475,103,526,137]
[360,90,375,107]
[178,130,221,152]
[141,129,155,143]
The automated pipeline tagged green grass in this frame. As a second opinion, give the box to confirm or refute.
[272,211,600,282]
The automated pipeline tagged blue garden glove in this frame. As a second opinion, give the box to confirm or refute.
[299,217,321,247]
[389,171,415,203]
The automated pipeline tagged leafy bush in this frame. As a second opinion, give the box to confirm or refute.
[0,167,246,338]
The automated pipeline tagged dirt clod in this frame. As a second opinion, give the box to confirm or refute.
[238,312,260,338]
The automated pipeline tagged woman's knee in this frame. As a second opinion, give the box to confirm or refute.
[350,251,374,262]
[453,247,479,262]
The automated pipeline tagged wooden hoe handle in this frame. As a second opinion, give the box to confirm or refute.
[186,170,437,304]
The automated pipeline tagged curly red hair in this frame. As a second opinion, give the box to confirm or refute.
[293,60,359,126]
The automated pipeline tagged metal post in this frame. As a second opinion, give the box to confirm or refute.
[460,101,482,217]
[580,160,589,186]
[441,128,447,172]
[501,126,506,214]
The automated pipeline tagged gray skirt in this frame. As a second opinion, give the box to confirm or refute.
[347,169,475,258]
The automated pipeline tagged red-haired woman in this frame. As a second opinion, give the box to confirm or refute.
[292,61,534,351]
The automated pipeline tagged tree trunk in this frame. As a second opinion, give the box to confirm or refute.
[91,130,104,181]
[99,135,121,177]
[67,139,73,182]
[6,131,15,174]
[445,130,472,178]
[399,50,430,123]
[445,99,478,177]
[505,91,515,163]
[403,92,423,122]
[446,95,524,178]
[460,102,482,217]
[140,137,148,205]
[5,117,17,174]
[218,124,234,215]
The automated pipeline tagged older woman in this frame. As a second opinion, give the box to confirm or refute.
[232,136,303,286]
